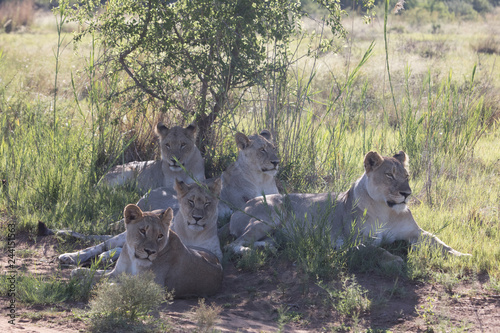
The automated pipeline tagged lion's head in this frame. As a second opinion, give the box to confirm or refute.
[363,151,411,213]
[156,123,198,172]
[235,130,280,177]
[124,204,174,266]
[174,178,221,231]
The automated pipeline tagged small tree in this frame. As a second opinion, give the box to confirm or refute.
[69,0,348,152]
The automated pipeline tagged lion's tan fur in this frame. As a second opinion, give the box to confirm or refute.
[59,179,223,264]
[83,205,223,298]
[228,151,469,263]
[219,130,280,217]
[101,123,205,192]
[171,179,222,260]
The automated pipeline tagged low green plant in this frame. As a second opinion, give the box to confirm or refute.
[318,274,371,318]
[433,272,460,294]
[280,200,344,279]
[276,304,303,332]
[415,296,437,327]
[193,298,222,333]
[89,271,171,331]
[0,273,93,304]
[235,247,270,272]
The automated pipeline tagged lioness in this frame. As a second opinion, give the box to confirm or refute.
[218,130,280,217]
[79,204,223,298]
[102,123,205,191]
[58,178,223,264]
[228,151,469,265]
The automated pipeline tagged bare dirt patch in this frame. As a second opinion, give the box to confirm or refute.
[2,234,499,332]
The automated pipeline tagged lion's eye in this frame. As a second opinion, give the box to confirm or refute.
[139,228,146,235]
[385,173,395,180]
[165,143,170,149]
[260,148,266,153]
[157,234,163,240]
[205,202,211,207]
[180,143,186,149]
[188,200,194,207]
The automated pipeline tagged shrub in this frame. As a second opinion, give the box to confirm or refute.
[318,274,371,317]
[193,298,222,333]
[89,271,171,330]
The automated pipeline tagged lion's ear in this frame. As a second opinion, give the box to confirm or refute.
[364,151,384,173]
[393,150,409,170]
[174,179,190,196]
[184,123,198,140]
[235,132,250,150]
[156,122,169,138]
[259,129,273,142]
[124,204,143,226]
[208,178,222,197]
[160,208,174,227]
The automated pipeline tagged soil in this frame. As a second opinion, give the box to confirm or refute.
[1,233,500,332]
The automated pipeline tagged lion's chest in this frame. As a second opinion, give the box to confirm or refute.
[358,207,416,245]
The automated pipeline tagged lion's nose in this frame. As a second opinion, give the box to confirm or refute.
[272,161,279,168]
[400,191,411,199]
[193,215,202,222]
[144,248,156,256]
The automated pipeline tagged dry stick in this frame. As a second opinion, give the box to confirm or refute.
[384,0,400,125]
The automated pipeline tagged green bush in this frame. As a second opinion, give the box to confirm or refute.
[89,271,171,331]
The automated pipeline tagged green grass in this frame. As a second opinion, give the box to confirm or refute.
[0,273,93,304]
[0,4,499,323]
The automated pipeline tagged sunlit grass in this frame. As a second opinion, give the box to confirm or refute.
[0,4,499,292]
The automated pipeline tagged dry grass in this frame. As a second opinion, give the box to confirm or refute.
[0,0,35,32]
[193,298,222,333]
[472,36,500,55]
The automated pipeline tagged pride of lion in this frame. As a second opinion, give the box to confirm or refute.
[62,122,469,298]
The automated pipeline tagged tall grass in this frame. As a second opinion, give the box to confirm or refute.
[0,1,498,287]
[0,4,141,234]
[0,0,35,32]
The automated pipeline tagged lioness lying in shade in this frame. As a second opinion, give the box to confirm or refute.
[102,122,205,192]
[218,129,280,217]
[228,151,470,266]
[58,178,223,264]
[58,129,281,264]
[74,204,223,298]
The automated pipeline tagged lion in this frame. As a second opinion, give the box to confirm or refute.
[171,179,223,260]
[76,204,223,298]
[102,123,205,192]
[218,130,280,217]
[228,151,469,266]
[58,178,223,265]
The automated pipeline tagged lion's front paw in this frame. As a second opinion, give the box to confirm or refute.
[98,247,122,264]
[58,253,79,265]
[253,240,277,253]
[379,252,404,271]
[225,243,251,255]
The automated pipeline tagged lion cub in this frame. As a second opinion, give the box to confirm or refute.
[84,204,223,298]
